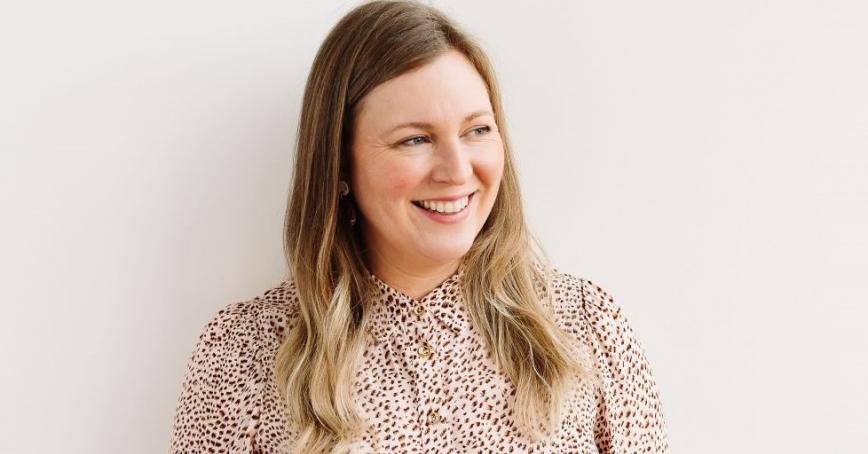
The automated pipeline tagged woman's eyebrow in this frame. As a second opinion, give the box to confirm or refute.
[383,109,493,135]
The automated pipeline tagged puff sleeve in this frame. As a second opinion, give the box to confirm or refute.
[580,278,670,453]
[169,301,262,453]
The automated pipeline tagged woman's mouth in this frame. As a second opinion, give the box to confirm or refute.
[411,192,474,214]
[410,192,476,224]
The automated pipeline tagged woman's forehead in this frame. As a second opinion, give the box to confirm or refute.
[355,51,493,131]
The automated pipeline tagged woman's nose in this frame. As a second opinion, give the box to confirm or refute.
[431,138,472,184]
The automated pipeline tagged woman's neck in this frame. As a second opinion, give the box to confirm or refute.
[367,252,461,301]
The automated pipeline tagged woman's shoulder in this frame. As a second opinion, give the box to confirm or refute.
[198,279,301,352]
[547,267,621,316]
[547,268,670,451]
[246,278,301,332]
[544,267,635,342]
[170,280,300,452]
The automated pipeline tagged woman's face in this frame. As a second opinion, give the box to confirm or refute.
[350,49,505,273]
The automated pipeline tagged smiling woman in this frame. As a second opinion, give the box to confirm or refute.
[168,1,670,453]
[350,49,505,279]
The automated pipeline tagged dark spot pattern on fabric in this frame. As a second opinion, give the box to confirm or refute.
[169,268,669,453]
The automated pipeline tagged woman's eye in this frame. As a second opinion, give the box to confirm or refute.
[400,136,429,147]
[468,126,491,136]
[399,126,490,147]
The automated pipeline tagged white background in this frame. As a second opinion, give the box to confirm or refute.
[1,0,866,452]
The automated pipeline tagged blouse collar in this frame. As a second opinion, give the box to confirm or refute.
[366,262,470,342]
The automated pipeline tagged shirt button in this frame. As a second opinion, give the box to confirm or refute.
[426,410,443,425]
[413,304,425,316]
[418,343,433,360]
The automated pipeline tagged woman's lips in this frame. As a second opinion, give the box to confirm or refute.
[412,192,475,223]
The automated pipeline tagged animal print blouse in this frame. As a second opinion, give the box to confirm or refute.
[169,267,670,453]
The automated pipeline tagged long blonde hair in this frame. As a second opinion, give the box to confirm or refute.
[276,1,593,452]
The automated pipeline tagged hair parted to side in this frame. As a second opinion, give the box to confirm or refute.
[277,1,597,452]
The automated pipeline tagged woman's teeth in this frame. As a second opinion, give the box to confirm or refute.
[415,195,470,214]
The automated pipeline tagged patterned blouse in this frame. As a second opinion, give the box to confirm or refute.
[169,267,670,453]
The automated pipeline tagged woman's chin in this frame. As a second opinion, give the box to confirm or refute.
[416,239,474,264]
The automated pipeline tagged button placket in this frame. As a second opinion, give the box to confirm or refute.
[412,332,439,421]
[368,270,463,450]
[413,300,453,454]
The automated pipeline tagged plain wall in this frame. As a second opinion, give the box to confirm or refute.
[1,0,866,452]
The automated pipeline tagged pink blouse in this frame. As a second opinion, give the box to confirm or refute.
[169,267,669,452]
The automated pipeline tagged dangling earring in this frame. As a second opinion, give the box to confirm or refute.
[338,180,357,227]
